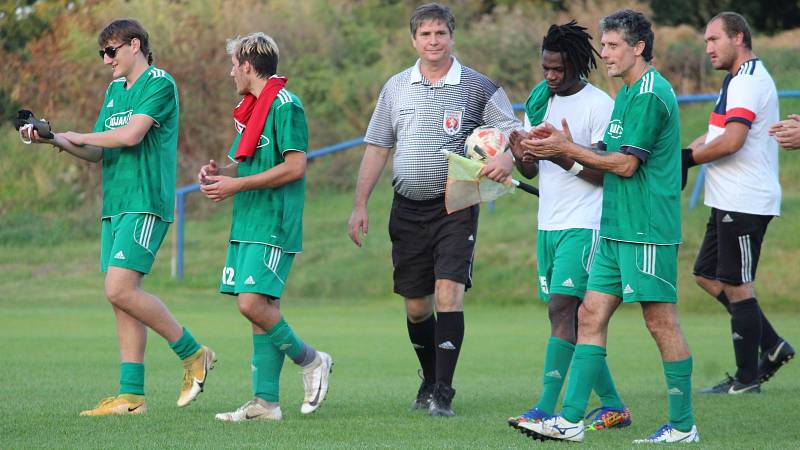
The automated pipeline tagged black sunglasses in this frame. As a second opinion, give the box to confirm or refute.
[99,42,128,59]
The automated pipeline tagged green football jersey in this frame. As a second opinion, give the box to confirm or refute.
[94,66,179,222]
[600,67,681,245]
[226,89,308,253]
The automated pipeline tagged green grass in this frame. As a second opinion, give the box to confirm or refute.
[2,297,800,448]
[2,93,800,449]
[2,169,800,447]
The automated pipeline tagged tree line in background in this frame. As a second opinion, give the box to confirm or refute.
[649,0,800,32]
[1,0,798,194]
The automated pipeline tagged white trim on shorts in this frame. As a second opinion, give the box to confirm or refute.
[132,213,157,256]
[582,229,601,273]
[262,245,286,286]
[739,234,753,283]
[635,244,676,293]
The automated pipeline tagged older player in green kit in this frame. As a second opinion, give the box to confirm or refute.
[518,10,698,444]
[506,21,630,435]
[21,18,215,416]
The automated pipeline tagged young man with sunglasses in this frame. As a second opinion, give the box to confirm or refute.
[21,18,215,416]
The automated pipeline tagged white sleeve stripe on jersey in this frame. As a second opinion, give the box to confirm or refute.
[639,72,654,94]
[737,60,756,76]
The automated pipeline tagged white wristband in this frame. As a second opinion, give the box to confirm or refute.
[567,161,583,175]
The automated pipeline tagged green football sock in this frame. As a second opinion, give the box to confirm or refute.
[594,357,625,410]
[253,333,284,403]
[266,318,306,362]
[663,357,694,432]
[169,327,201,360]
[118,362,145,396]
[535,337,575,415]
[561,344,606,423]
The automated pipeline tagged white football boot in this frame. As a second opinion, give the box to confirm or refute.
[301,351,333,414]
[519,414,585,442]
[633,424,700,444]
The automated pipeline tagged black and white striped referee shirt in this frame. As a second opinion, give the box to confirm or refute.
[365,57,520,201]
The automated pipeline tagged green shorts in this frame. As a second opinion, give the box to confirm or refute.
[537,228,600,301]
[219,242,295,299]
[587,239,678,303]
[100,213,169,274]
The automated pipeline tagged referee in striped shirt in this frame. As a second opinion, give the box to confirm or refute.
[347,3,520,417]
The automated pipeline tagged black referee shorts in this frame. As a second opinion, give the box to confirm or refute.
[388,192,479,298]
[693,208,773,285]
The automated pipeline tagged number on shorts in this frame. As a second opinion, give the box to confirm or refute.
[539,276,549,294]
[222,267,235,286]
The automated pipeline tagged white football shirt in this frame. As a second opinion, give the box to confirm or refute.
[704,59,781,216]
[524,83,613,230]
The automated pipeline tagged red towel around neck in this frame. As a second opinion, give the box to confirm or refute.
[232,76,287,161]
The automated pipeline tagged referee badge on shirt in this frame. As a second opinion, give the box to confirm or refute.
[442,109,463,136]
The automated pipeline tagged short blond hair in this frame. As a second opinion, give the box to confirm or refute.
[226,32,279,78]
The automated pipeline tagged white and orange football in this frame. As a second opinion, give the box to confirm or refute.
[464,126,507,162]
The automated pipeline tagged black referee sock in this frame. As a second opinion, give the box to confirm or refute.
[730,298,762,384]
[435,311,464,386]
[407,315,437,382]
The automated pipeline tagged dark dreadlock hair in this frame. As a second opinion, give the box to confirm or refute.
[541,20,599,79]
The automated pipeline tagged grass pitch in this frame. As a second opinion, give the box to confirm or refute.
[2,289,799,448]
[1,99,799,448]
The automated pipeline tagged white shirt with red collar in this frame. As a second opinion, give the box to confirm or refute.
[704,58,781,216]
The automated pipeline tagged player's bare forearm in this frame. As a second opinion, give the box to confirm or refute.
[237,150,307,191]
[353,145,390,208]
[515,159,538,179]
[690,122,748,164]
[52,133,103,162]
[562,142,640,178]
[689,133,707,150]
[75,115,154,148]
[525,128,633,177]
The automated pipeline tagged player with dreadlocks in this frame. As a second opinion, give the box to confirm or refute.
[506,20,632,434]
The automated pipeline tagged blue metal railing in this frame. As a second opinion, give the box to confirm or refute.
[171,90,800,278]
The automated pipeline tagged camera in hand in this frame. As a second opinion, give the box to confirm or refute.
[15,109,54,139]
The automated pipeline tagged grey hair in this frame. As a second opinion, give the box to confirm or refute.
[600,9,654,62]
